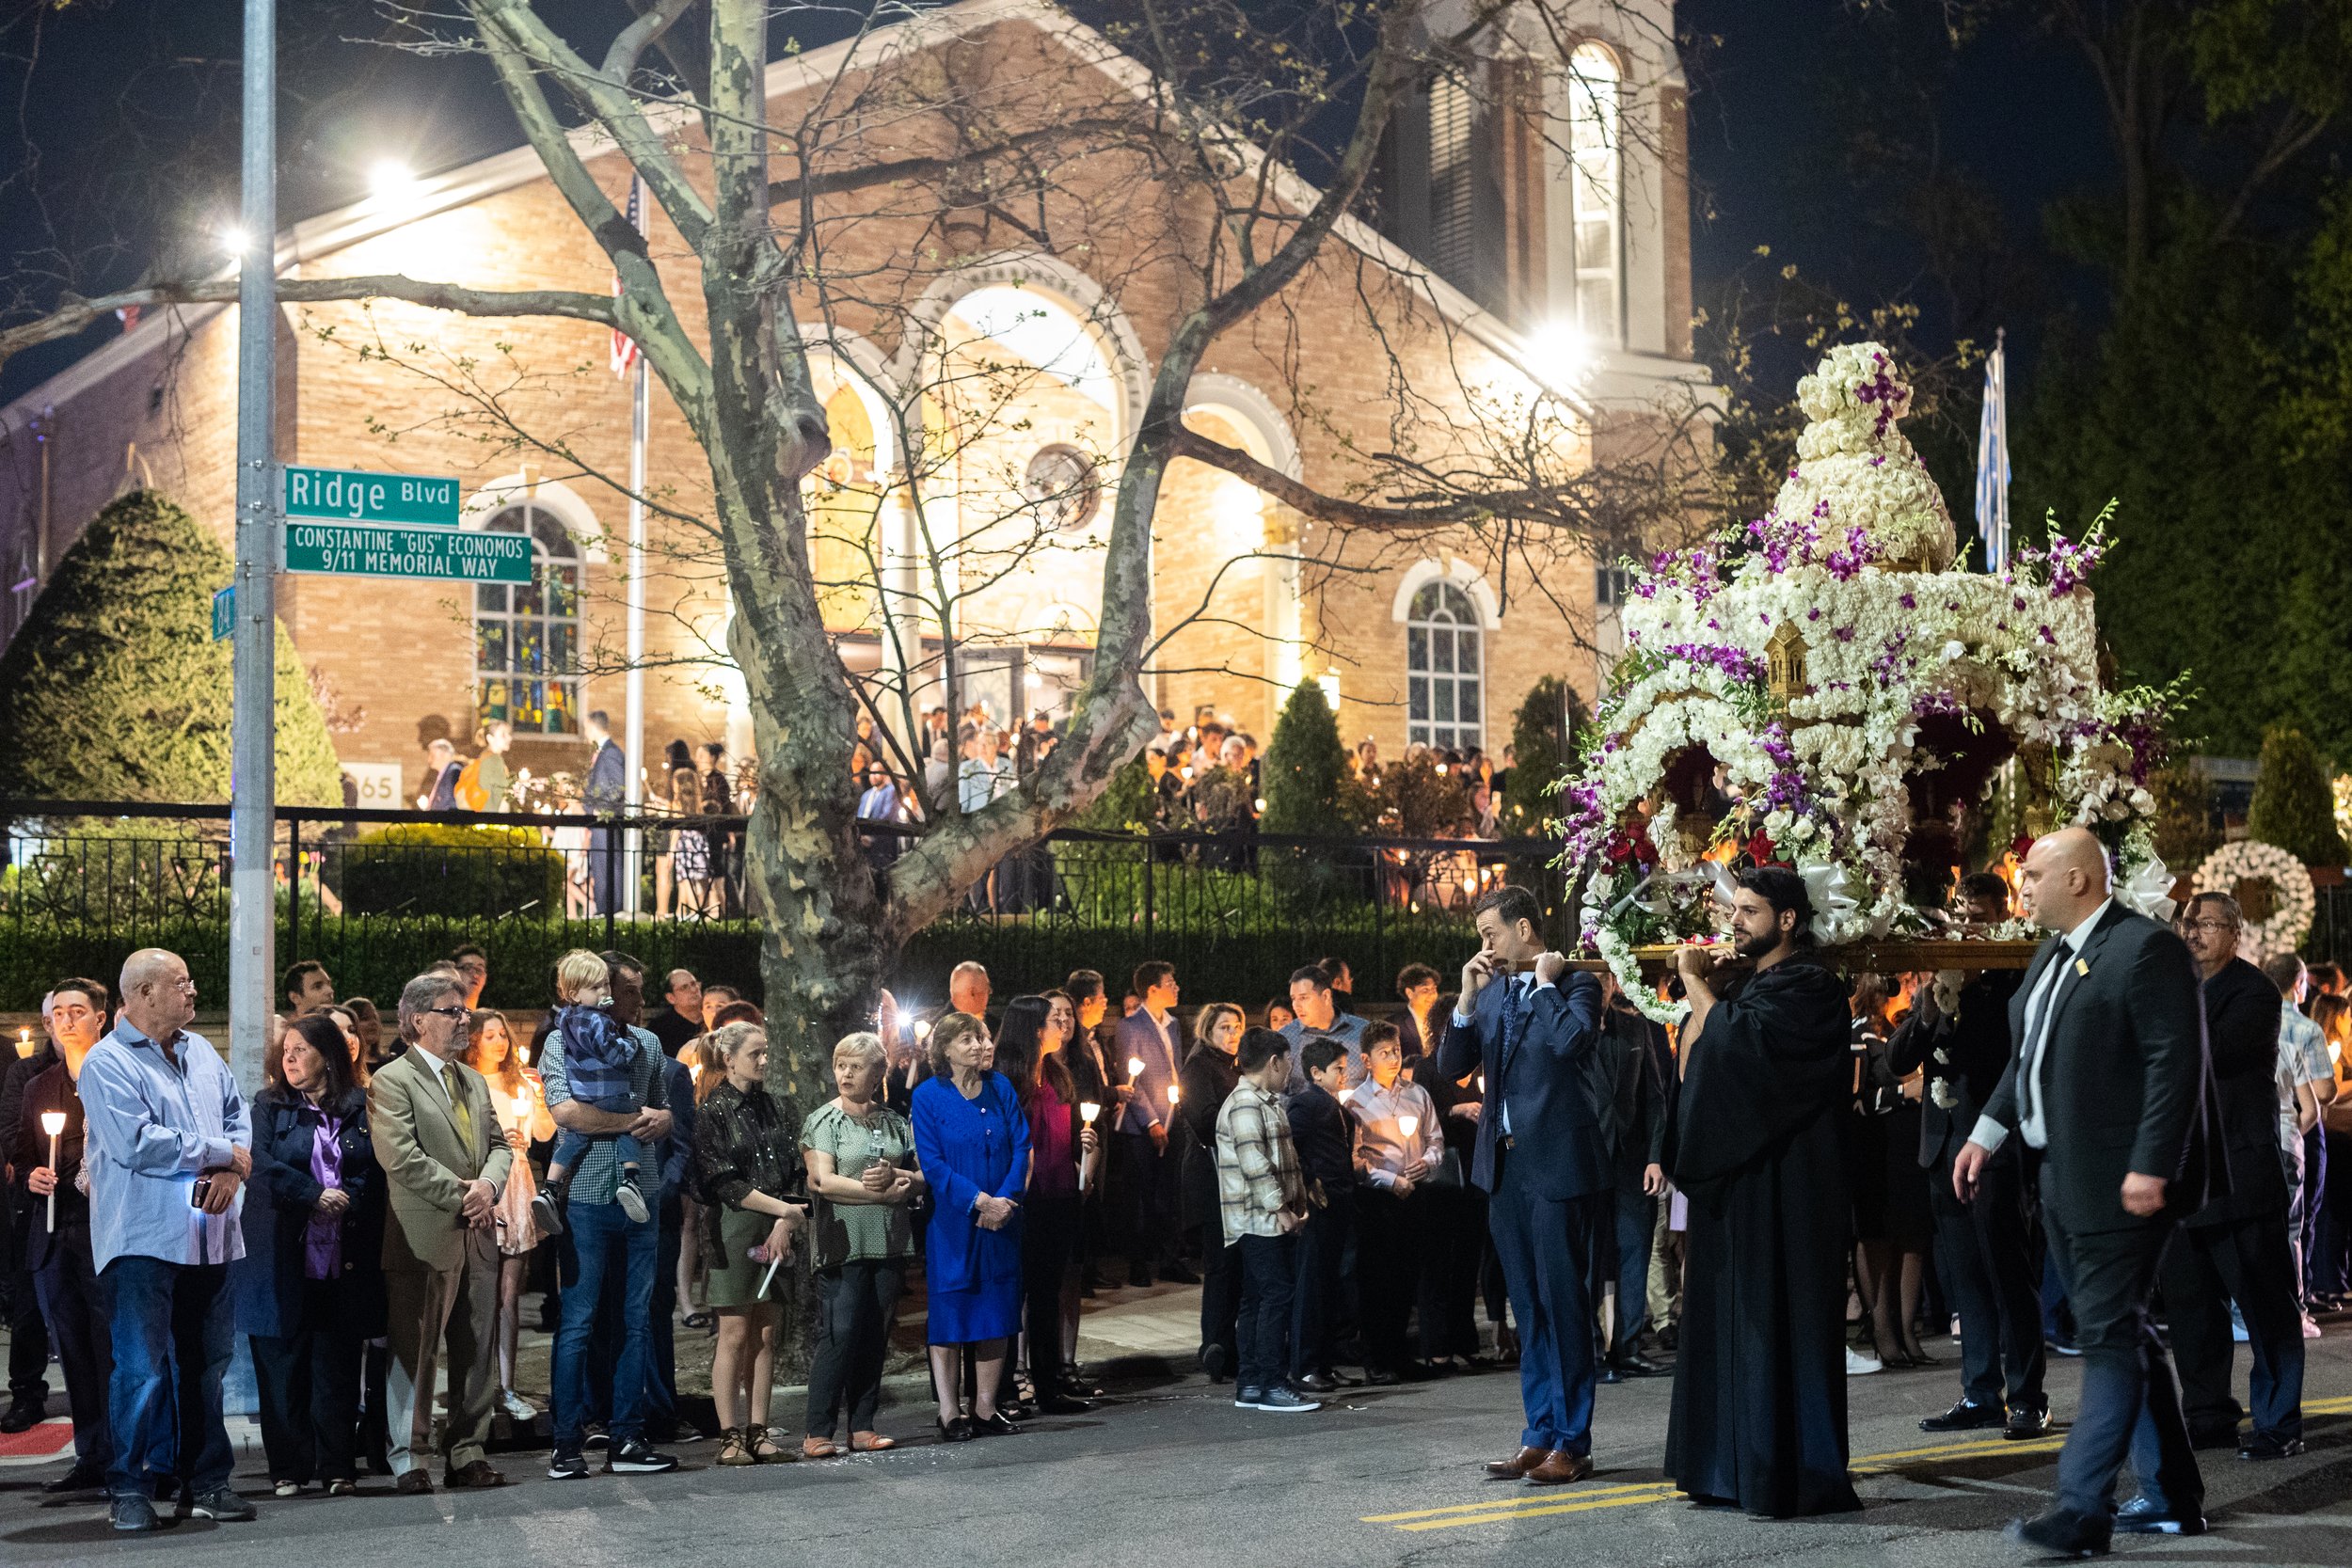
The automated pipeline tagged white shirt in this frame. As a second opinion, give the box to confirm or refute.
[1969,898,2112,1153]
[1454,973,1551,1136]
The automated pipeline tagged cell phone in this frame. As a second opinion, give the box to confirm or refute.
[191,1175,214,1209]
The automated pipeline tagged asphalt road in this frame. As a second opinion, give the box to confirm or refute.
[6,1328,2350,1568]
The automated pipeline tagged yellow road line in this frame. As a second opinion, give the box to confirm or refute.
[1366,1432,2070,1532]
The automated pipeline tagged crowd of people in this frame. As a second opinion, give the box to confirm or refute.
[0,838,2335,1544]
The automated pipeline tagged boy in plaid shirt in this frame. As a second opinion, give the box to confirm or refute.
[1216,1026,1321,1414]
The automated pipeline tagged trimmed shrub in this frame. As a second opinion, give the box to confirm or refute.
[334,824,565,918]
[2249,726,2347,866]
[0,490,342,803]
[1501,674,1586,832]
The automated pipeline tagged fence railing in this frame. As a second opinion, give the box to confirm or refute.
[0,800,1566,1011]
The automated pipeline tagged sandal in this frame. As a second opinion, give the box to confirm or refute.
[801,1435,839,1460]
[850,1431,895,1453]
[716,1427,756,1467]
[749,1425,787,1462]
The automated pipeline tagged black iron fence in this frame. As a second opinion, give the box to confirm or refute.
[0,800,1568,1011]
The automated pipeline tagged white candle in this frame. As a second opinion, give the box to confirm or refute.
[1397,1113,1421,1142]
[1078,1101,1101,1190]
[1127,1055,1146,1080]
[1168,1084,1181,1107]
[40,1111,65,1231]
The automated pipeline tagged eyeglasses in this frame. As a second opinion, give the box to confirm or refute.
[421,1005,470,1022]
[2181,920,2237,934]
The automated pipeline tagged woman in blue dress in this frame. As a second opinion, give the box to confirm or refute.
[911,1009,1031,1441]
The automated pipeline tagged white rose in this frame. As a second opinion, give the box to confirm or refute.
[1943,640,1966,661]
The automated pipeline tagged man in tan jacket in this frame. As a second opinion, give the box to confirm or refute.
[371,971,513,1492]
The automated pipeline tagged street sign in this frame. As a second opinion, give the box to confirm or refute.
[285,520,533,583]
[212,585,233,641]
[283,464,461,529]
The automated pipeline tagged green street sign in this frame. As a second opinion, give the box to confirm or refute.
[285,521,533,583]
[212,585,233,641]
[283,464,462,529]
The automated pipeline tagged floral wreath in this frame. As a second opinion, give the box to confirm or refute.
[2191,839,2314,963]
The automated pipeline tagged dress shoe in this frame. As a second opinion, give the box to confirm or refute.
[1920,1399,2008,1433]
[971,1410,1023,1436]
[1486,1446,1551,1480]
[2238,1430,2306,1461]
[1597,1364,1626,1386]
[1292,1372,1338,1395]
[1606,1351,1669,1378]
[1524,1450,1594,1486]
[936,1416,976,1443]
[1037,1394,1094,1415]
[1200,1342,1231,1382]
[2004,1403,2052,1440]
[394,1469,434,1495]
[2113,1495,2207,1534]
[1359,1367,1400,1386]
[0,1396,43,1433]
[2007,1506,2111,1557]
[442,1460,505,1489]
[1127,1264,1155,1289]
[1061,1365,1107,1398]
[43,1462,106,1494]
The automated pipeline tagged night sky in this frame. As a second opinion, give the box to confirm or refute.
[0,1,2119,408]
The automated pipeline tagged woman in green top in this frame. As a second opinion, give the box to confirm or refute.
[801,1031,925,1457]
[691,1022,808,1466]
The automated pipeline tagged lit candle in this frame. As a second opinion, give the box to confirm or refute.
[1168,1083,1180,1107]
[1397,1113,1421,1143]
[40,1111,65,1231]
[1127,1055,1146,1081]
[14,1027,29,1058]
[1079,1101,1102,1190]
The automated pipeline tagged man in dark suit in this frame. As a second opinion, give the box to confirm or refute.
[1594,975,1670,1381]
[2165,892,2305,1460]
[1955,828,2214,1553]
[1114,962,1191,1287]
[1437,884,1606,1487]
[1888,872,2045,1438]
[581,709,627,915]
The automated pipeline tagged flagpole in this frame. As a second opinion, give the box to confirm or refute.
[622,173,648,919]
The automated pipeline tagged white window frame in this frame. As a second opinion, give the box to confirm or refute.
[1406,579,1486,752]
[1565,41,1623,346]
[473,502,585,736]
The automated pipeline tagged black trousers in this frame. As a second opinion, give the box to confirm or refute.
[250,1282,365,1484]
[2044,1204,2201,1518]
[807,1259,904,1437]
[1421,1181,1485,1359]
[1236,1231,1299,1391]
[5,1208,49,1405]
[1196,1229,1240,1368]
[1291,1190,1353,1379]
[1023,1190,1078,1397]
[1356,1185,1426,1372]
[30,1223,109,1464]
[1930,1145,2047,1411]
[1594,1182,1656,1358]
[2160,1208,2306,1441]
[1114,1132,1174,1272]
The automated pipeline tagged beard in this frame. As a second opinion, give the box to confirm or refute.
[1733,926,1783,960]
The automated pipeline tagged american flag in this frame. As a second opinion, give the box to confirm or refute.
[610,178,643,378]
[1974,327,2010,572]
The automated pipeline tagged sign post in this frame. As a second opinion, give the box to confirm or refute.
[227,0,276,1094]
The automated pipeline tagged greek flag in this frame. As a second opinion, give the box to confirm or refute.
[1975,328,2010,571]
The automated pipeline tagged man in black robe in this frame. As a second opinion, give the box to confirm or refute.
[1664,864,1862,1519]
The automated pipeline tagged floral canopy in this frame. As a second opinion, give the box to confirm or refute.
[1561,343,2176,1020]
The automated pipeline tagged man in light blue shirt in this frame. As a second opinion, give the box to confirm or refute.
[1279,965,1368,1092]
[77,948,254,1532]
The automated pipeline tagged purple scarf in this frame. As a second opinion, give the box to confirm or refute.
[303,1108,348,1279]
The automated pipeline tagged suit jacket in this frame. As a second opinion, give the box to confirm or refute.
[1979,903,2215,1234]
[2185,955,2285,1226]
[369,1047,513,1274]
[1597,1001,1671,1186]
[583,739,626,812]
[9,1058,87,1267]
[1435,971,1608,1199]
[1887,968,2021,1168]
[1114,1009,1183,1136]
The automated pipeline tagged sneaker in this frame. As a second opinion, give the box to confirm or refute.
[530,1187,567,1238]
[500,1388,538,1422]
[111,1493,163,1532]
[582,1423,611,1450]
[615,1175,651,1225]
[548,1449,590,1481]
[1232,1386,1263,1409]
[607,1437,678,1474]
[185,1487,259,1521]
[1247,1386,1322,1414]
[1845,1346,1883,1376]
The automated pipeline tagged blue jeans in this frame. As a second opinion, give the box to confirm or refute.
[550,1095,645,1176]
[103,1256,233,1502]
[553,1199,657,1449]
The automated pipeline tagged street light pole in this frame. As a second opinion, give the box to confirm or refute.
[228,0,277,1090]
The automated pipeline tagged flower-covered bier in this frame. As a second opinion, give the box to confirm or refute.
[1564,342,2174,1021]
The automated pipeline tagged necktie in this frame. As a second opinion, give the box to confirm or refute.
[447,1075,476,1157]
[2018,951,2071,1131]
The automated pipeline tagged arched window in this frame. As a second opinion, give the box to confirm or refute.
[1565,42,1621,343]
[1406,580,1484,752]
[473,504,582,735]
